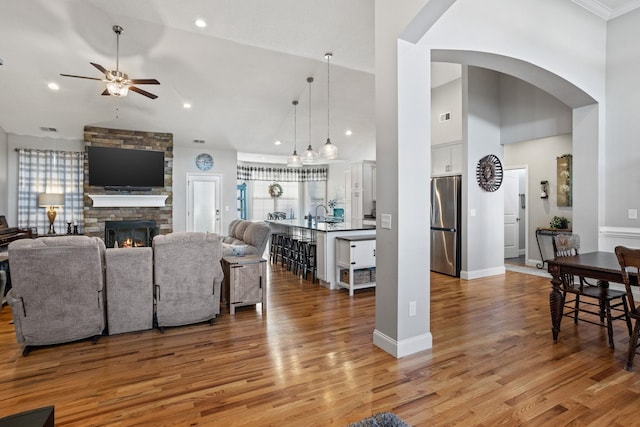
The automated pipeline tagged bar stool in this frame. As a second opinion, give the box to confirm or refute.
[293,237,311,276]
[280,235,292,268]
[302,240,317,283]
[270,232,286,264]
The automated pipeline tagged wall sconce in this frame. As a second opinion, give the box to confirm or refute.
[38,193,64,234]
[540,180,549,199]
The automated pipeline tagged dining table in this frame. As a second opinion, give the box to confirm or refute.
[546,251,637,342]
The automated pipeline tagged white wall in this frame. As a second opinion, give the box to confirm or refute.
[431,77,462,145]
[504,134,573,264]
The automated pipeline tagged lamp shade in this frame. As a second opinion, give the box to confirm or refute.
[38,193,64,208]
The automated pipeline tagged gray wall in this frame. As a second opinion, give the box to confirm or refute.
[504,134,573,263]
[154,145,238,234]
[432,77,462,145]
[463,66,504,277]
[499,74,573,144]
[0,127,7,218]
[606,8,640,227]
[4,133,239,235]
[6,134,83,226]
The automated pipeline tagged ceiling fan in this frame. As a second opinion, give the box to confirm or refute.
[61,25,160,99]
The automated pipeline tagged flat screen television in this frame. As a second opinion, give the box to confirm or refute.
[88,146,165,190]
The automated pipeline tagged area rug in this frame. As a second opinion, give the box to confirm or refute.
[346,412,410,427]
[504,263,551,278]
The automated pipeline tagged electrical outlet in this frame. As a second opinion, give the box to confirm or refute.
[409,301,416,317]
[629,209,638,220]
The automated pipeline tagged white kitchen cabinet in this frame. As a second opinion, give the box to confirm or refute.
[432,142,462,176]
[335,236,376,296]
[316,232,326,281]
[350,161,376,219]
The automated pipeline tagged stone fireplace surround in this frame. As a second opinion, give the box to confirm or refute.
[83,126,173,241]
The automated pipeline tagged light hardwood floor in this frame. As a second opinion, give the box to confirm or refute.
[0,264,639,426]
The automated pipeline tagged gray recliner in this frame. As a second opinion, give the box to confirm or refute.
[153,232,224,329]
[7,236,107,355]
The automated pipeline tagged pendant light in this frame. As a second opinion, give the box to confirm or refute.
[302,76,319,163]
[319,52,338,160]
[286,100,303,168]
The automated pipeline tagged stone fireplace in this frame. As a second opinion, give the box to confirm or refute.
[83,126,173,240]
[105,220,159,248]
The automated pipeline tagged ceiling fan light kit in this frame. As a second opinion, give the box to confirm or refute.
[60,25,160,99]
[319,52,338,160]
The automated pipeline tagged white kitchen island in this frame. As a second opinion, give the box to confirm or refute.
[265,219,376,290]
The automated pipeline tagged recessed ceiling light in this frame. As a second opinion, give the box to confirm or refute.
[48,82,59,91]
[275,140,282,146]
[345,129,353,136]
[183,103,192,109]
[195,19,207,28]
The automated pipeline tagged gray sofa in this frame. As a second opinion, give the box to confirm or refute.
[7,236,107,354]
[222,219,271,257]
[153,232,224,329]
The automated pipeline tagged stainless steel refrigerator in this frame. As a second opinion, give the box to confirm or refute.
[430,175,461,277]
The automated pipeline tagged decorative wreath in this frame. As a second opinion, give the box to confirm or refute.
[268,183,283,198]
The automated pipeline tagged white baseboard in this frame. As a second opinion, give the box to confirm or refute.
[373,329,432,358]
[461,266,505,280]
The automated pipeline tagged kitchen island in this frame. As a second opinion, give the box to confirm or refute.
[265,219,376,290]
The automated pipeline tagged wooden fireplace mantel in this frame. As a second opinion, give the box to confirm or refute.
[88,194,168,208]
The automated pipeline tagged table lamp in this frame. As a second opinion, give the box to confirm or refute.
[38,193,64,234]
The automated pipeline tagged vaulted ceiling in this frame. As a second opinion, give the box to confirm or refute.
[0,1,638,163]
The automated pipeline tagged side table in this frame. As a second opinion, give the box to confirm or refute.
[222,255,267,314]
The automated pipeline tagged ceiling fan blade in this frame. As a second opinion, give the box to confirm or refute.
[90,62,113,79]
[129,78,160,85]
[60,73,103,81]
[129,85,158,99]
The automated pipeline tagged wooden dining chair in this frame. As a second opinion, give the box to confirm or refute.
[614,246,640,371]
[554,234,631,348]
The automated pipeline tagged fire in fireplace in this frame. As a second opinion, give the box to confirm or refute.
[104,220,158,248]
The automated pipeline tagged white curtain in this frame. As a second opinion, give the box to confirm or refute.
[17,149,84,234]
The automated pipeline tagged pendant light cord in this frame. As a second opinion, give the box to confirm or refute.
[326,53,331,141]
[309,78,312,145]
[293,100,298,152]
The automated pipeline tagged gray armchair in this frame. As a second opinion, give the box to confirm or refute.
[7,236,107,355]
[152,232,224,330]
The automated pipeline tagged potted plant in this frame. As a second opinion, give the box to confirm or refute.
[550,216,570,229]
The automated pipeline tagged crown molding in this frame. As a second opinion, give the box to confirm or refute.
[572,0,640,20]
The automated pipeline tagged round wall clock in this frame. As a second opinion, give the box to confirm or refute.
[476,154,503,192]
[195,153,214,171]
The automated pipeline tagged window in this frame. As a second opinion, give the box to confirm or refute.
[17,149,84,234]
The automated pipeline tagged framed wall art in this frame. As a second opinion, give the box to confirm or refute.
[557,154,572,207]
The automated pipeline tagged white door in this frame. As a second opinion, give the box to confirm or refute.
[504,170,520,258]
[187,173,222,233]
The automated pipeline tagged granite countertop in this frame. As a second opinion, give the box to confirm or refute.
[265,218,376,232]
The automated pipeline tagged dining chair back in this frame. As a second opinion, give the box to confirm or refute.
[553,234,631,349]
[614,245,640,370]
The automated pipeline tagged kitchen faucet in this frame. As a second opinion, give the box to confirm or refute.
[315,204,328,222]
